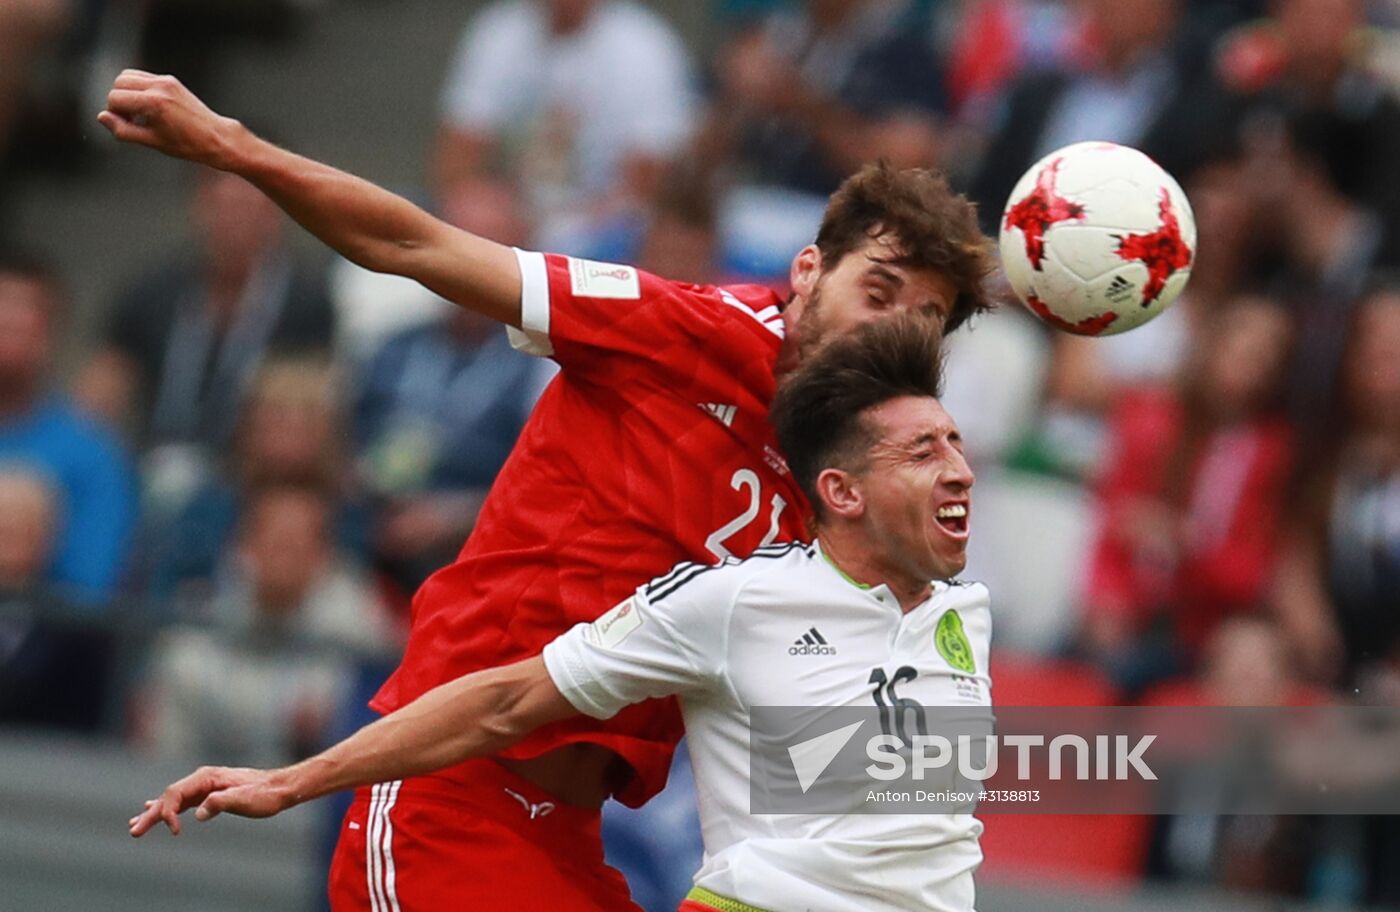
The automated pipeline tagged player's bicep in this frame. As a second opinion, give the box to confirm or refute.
[407,222,523,327]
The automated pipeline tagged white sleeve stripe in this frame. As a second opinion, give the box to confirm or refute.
[513,248,550,335]
[719,289,785,338]
[508,248,555,356]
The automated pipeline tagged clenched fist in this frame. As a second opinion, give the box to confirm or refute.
[98,70,244,170]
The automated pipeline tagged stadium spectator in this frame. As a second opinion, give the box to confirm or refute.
[1143,616,1324,708]
[634,173,721,285]
[1236,109,1390,429]
[355,298,547,592]
[941,0,1169,135]
[0,465,115,732]
[1143,618,1324,898]
[145,358,369,608]
[1213,0,1400,258]
[971,0,1233,233]
[696,0,946,197]
[1274,287,1400,691]
[74,166,335,454]
[0,466,57,593]
[433,0,697,254]
[695,0,947,281]
[0,255,138,602]
[139,484,397,766]
[1083,294,1294,693]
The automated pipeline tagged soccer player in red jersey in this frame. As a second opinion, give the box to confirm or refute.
[108,72,995,910]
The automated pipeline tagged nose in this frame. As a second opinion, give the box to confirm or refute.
[942,448,975,492]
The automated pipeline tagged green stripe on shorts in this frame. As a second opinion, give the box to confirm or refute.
[685,886,773,912]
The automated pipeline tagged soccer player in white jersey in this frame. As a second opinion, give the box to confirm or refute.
[559,312,988,912]
[130,314,987,911]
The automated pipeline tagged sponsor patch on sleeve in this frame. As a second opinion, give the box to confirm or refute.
[591,598,644,649]
[568,258,640,300]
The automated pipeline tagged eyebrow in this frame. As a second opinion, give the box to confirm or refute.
[906,428,960,448]
[866,264,904,287]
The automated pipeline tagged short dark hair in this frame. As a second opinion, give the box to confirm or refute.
[815,163,996,333]
[771,313,946,518]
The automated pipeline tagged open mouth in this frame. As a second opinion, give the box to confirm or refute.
[934,502,969,538]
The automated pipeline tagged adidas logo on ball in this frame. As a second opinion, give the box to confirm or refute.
[790,627,836,656]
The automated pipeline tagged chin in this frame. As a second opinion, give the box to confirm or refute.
[933,554,968,581]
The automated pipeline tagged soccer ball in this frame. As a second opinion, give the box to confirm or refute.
[999,141,1196,336]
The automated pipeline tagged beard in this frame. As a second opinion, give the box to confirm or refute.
[795,280,832,362]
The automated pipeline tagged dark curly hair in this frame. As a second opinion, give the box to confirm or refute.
[771,312,946,518]
[815,162,996,333]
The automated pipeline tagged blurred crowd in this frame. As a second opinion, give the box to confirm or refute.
[3,0,1400,908]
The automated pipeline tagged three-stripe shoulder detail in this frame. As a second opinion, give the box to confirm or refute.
[646,542,807,604]
[718,289,785,339]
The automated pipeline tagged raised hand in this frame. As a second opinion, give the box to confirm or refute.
[98,70,242,169]
[128,765,293,837]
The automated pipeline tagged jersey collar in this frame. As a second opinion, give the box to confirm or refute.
[812,539,946,614]
[812,539,899,607]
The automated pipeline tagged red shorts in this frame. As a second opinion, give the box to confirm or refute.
[327,758,642,911]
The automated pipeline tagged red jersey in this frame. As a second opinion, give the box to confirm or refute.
[372,250,811,806]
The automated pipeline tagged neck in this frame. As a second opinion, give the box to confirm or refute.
[817,527,932,613]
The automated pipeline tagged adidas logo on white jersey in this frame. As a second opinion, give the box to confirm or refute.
[789,626,836,656]
[698,402,738,428]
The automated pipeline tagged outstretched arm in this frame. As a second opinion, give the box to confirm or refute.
[128,656,573,836]
[98,70,522,325]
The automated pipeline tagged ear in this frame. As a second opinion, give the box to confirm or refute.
[815,467,863,520]
[789,244,822,301]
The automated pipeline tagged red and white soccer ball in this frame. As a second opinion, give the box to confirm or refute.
[999,141,1196,336]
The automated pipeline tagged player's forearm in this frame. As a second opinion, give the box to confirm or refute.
[218,122,521,325]
[274,658,571,806]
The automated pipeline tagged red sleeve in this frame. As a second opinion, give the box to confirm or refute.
[508,249,784,387]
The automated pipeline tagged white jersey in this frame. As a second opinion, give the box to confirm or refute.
[543,541,993,912]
